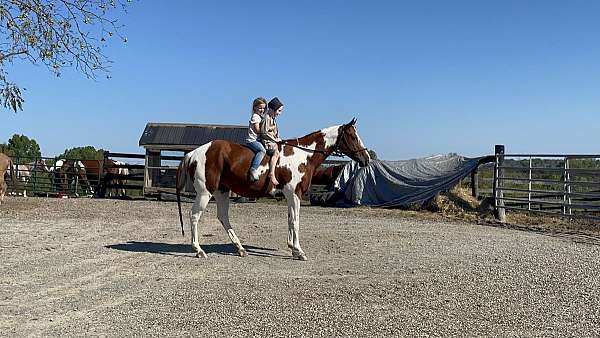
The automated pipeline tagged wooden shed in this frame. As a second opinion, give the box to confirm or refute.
[138,122,248,196]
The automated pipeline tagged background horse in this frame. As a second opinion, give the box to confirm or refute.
[311,164,345,189]
[0,153,15,205]
[176,118,370,260]
[12,159,50,197]
[52,160,94,196]
[109,160,129,197]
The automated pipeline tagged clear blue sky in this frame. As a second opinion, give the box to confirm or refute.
[2,0,599,159]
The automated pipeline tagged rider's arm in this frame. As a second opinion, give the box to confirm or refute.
[251,122,260,134]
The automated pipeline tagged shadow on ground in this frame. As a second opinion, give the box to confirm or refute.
[105,241,290,258]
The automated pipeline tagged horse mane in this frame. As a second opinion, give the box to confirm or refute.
[282,125,341,147]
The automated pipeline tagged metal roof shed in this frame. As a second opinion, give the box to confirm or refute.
[138,122,248,196]
[139,122,248,151]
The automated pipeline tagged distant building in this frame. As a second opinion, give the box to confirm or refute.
[138,122,248,196]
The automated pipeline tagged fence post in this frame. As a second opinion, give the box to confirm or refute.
[528,157,532,212]
[564,157,572,216]
[16,156,21,195]
[493,144,506,222]
[32,159,38,195]
[74,163,79,197]
[53,159,58,193]
[471,167,479,198]
[99,152,107,198]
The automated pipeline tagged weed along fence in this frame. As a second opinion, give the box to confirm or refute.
[490,145,600,222]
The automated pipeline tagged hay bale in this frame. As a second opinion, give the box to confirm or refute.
[425,186,494,219]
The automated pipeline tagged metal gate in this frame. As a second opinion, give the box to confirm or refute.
[493,145,600,222]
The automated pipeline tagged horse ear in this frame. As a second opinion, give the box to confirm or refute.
[349,117,356,126]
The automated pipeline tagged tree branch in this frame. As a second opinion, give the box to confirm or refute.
[0,50,29,60]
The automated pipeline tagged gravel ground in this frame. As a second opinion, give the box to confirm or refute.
[1,196,600,337]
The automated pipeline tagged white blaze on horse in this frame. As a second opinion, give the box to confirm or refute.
[176,118,370,260]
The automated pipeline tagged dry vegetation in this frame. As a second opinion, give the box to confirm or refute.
[343,185,600,236]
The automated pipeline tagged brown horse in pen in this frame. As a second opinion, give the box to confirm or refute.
[311,164,346,188]
[176,119,370,260]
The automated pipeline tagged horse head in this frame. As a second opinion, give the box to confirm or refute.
[335,118,370,167]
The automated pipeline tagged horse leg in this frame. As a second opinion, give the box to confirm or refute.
[0,180,5,204]
[284,190,306,260]
[213,190,247,257]
[190,192,211,258]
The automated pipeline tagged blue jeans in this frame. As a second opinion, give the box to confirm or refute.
[246,141,266,172]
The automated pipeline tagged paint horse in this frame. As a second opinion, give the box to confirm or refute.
[108,161,129,197]
[78,159,126,197]
[52,160,95,196]
[176,118,370,260]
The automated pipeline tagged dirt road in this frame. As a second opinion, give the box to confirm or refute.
[1,197,599,337]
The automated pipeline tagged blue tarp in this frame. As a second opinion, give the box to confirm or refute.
[330,154,485,208]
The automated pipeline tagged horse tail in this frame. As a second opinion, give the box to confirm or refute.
[176,156,188,237]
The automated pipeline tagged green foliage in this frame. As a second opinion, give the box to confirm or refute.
[58,146,106,160]
[5,134,41,160]
[0,0,130,113]
[368,149,378,160]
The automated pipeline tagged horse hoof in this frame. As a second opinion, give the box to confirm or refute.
[292,251,307,261]
[196,251,207,258]
[238,249,248,257]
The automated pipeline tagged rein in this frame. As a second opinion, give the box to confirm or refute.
[278,140,333,155]
[278,129,368,158]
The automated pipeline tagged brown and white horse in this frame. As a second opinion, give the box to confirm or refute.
[53,160,95,196]
[176,119,370,260]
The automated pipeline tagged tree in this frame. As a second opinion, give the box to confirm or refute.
[5,133,41,159]
[0,0,130,113]
[368,149,377,160]
[59,145,105,159]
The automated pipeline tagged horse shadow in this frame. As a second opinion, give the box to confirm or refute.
[105,241,291,259]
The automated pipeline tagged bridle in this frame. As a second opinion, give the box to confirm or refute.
[278,124,368,158]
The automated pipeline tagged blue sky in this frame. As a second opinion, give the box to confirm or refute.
[2,0,600,159]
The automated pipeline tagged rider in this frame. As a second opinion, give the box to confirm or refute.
[261,97,284,186]
[246,97,267,181]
